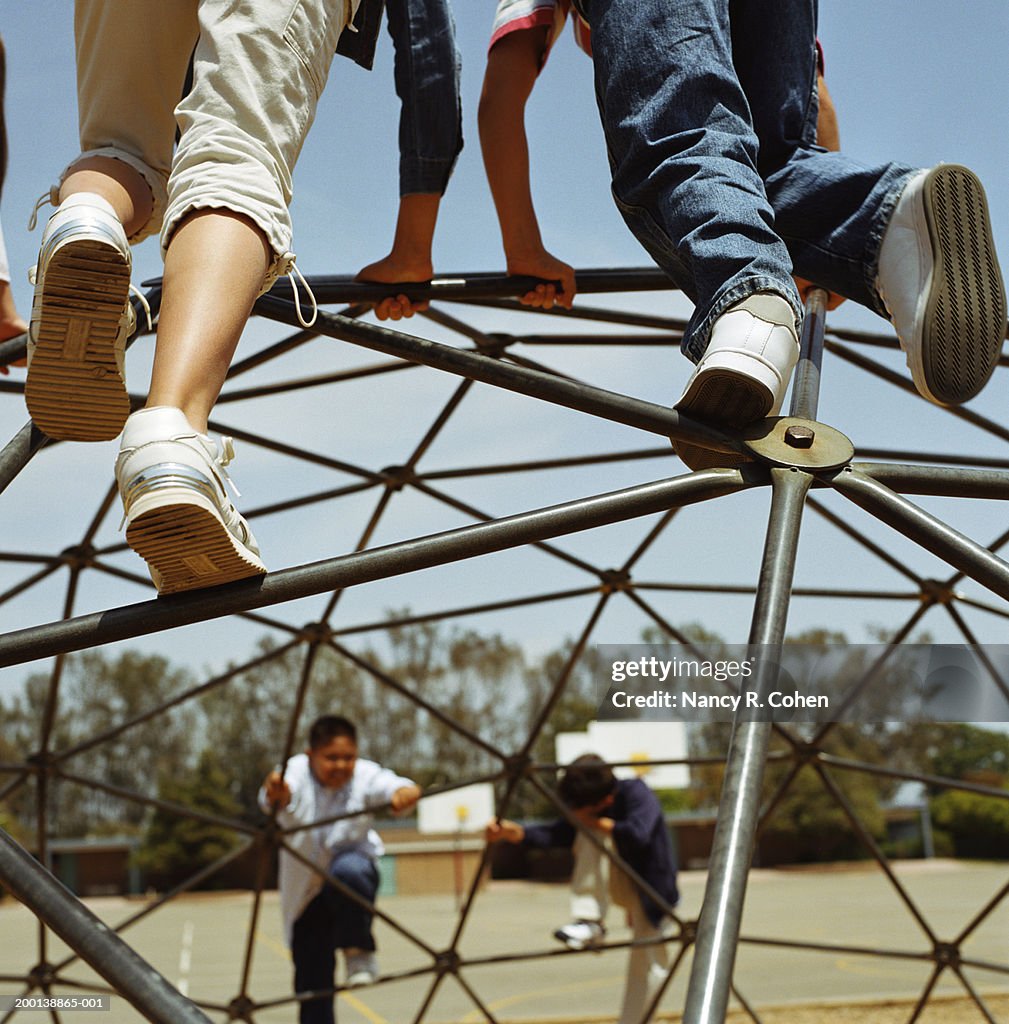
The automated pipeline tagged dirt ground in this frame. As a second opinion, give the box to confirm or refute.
[706,993,1009,1023]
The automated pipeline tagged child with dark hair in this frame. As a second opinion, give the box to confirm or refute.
[487,753,679,1024]
[260,715,420,1024]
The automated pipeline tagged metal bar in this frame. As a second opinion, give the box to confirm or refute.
[737,933,935,962]
[451,296,688,331]
[639,941,692,1024]
[818,751,1009,801]
[326,640,507,761]
[54,767,260,836]
[254,294,741,455]
[826,339,1009,445]
[636,580,919,599]
[943,523,1009,590]
[0,828,213,1024]
[451,972,500,1024]
[0,330,28,367]
[53,640,301,763]
[218,357,413,403]
[853,462,1009,500]
[485,331,683,346]
[789,288,827,420]
[0,467,754,670]
[408,477,605,578]
[51,839,255,974]
[683,467,812,1024]
[328,586,600,637]
[420,446,673,480]
[0,422,49,497]
[806,495,925,585]
[831,468,1009,601]
[906,965,945,1024]
[955,876,1009,947]
[814,763,939,945]
[254,266,676,307]
[224,327,319,379]
[951,965,999,1024]
[854,447,1009,471]
[942,605,1009,703]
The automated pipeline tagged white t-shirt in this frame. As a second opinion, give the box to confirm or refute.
[258,752,415,945]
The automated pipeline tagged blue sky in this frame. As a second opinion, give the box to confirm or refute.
[1,2,1008,700]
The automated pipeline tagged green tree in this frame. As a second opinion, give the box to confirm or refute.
[135,749,244,889]
[930,788,1009,859]
[1,651,196,837]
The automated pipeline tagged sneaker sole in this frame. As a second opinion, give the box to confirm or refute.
[552,928,604,951]
[673,367,770,471]
[125,498,267,596]
[917,165,1007,405]
[26,238,131,441]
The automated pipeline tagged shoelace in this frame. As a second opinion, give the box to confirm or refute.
[130,285,154,333]
[27,186,60,232]
[216,435,241,498]
[273,252,318,329]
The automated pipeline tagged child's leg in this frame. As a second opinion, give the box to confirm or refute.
[327,849,381,952]
[144,210,270,432]
[112,0,350,592]
[616,897,670,1024]
[290,891,339,1024]
[570,831,609,924]
[26,0,195,440]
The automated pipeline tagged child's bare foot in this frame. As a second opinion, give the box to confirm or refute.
[356,253,434,322]
[0,281,28,375]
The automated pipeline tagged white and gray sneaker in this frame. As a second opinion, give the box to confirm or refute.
[673,292,799,469]
[877,164,1006,407]
[26,192,134,441]
[553,919,606,951]
[115,407,267,595]
[343,949,378,988]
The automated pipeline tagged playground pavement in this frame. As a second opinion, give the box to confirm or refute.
[0,859,1006,1023]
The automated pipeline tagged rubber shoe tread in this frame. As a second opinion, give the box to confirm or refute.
[916,165,1006,405]
[26,237,132,441]
[125,500,266,596]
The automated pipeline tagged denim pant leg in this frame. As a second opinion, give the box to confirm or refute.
[386,0,463,196]
[291,891,339,1024]
[585,0,802,362]
[727,2,919,316]
[327,849,380,951]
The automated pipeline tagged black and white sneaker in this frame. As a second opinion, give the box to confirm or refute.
[877,164,1006,407]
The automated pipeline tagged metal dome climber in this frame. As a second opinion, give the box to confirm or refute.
[0,269,1006,1024]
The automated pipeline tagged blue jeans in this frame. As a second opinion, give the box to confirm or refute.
[583,0,917,361]
[386,0,463,195]
[291,849,379,1024]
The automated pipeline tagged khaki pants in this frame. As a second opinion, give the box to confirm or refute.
[570,834,670,1024]
[71,0,353,266]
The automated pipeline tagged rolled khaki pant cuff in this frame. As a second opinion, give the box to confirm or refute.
[61,149,166,245]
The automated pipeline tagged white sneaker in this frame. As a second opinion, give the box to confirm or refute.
[26,192,134,441]
[553,919,606,951]
[877,164,1006,407]
[115,407,267,595]
[343,949,378,988]
[673,292,799,469]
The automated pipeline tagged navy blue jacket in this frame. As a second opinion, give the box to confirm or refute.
[522,778,679,926]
